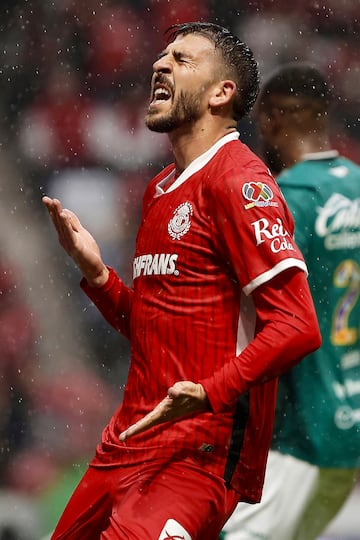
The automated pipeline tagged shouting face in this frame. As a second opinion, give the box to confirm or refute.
[146,33,220,133]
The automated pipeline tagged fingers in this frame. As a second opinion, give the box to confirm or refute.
[42,197,64,231]
[43,197,80,231]
[42,196,63,236]
[42,196,62,216]
[42,196,77,253]
[119,396,172,442]
[118,383,209,443]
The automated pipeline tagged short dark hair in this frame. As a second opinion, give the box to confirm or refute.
[165,22,260,121]
[260,62,331,108]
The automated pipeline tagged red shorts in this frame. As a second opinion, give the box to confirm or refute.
[51,458,240,539]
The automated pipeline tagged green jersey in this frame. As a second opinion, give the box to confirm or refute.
[273,151,360,467]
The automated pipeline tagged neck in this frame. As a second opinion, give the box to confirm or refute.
[168,119,237,174]
[281,132,332,169]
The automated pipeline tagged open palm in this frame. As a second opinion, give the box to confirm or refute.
[43,196,108,286]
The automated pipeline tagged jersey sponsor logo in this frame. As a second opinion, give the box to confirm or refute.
[334,405,360,430]
[133,253,179,279]
[242,181,278,209]
[333,379,360,400]
[168,202,193,240]
[251,217,295,253]
[315,193,360,250]
[158,519,192,540]
[341,350,360,370]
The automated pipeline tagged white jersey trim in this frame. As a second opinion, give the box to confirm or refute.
[155,131,240,195]
[236,292,256,356]
[302,150,339,161]
[243,259,308,296]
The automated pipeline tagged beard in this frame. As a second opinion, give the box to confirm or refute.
[145,88,204,133]
[261,143,285,175]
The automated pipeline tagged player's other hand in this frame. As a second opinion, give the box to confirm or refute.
[42,196,109,287]
[119,381,209,441]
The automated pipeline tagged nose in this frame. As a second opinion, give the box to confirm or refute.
[153,54,172,74]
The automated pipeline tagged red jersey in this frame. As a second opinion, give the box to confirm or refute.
[82,132,315,502]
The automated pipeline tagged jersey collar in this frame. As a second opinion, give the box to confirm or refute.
[302,150,339,161]
[155,131,240,195]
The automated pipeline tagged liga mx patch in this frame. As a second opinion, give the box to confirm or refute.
[242,181,278,209]
[158,518,192,540]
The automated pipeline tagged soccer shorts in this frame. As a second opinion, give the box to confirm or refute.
[51,457,240,540]
[222,450,358,540]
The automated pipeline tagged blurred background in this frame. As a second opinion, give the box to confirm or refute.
[0,0,359,538]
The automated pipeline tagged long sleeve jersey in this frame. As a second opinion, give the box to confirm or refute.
[82,132,321,502]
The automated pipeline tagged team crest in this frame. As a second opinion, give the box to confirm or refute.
[242,181,278,209]
[168,202,193,240]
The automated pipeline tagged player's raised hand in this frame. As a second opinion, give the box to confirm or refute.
[119,381,209,442]
[42,196,109,287]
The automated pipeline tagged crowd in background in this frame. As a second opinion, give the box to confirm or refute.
[0,0,359,537]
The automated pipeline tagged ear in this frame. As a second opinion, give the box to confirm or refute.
[208,80,236,108]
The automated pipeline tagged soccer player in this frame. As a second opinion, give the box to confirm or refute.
[222,63,360,540]
[42,24,321,540]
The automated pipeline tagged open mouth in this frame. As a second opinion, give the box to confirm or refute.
[151,84,172,106]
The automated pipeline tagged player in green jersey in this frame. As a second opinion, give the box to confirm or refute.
[222,63,360,540]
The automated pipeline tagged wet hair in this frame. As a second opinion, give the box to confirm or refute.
[260,62,331,110]
[165,21,260,121]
